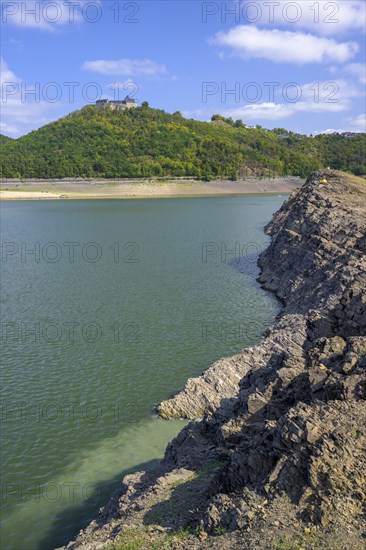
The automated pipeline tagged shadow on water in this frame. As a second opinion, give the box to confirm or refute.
[37,459,160,550]
[227,252,261,280]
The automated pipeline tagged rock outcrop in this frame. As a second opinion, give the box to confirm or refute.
[61,171,366,549]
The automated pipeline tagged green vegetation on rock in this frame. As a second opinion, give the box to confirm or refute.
[0,106,365,179]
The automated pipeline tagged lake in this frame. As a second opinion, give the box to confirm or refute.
[0,195,285,549]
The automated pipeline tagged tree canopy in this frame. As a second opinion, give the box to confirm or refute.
[1,106,365,180]
[0,134,13,145]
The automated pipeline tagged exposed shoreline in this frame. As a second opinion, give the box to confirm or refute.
[61,170,366,550]
[0,177,302,200]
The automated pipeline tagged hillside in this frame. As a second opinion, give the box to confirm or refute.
[1,106,365,180]
[0,134,13,145]
[61,170,365,550]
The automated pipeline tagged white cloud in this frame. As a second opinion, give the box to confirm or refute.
[240,0,366,36]
[82,59,167,77]
[344,63,366,85]
[0,121,20,136]
[346,113,366,132]
[313,113,366,135]
[222,99,347,122]
[105,80,140,101]
[0,59,61,136]
[0,58,20,83]
[0,0,101,31]
[328,62,366,85]
[184,100,341,122]
[211,25,358,64]
[300,79,361,103]
[185,79,361,124]
[107,80,139,90]
[225,102,293,121]
[0,59,148,136]
[1,94,58,133]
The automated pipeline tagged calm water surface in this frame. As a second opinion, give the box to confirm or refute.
[0,195,286,549]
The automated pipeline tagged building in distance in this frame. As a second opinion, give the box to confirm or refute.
[95,96,137,111]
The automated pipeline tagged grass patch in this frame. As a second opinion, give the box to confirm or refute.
[198,460,226,477]
[337,171,366,186]
[110,525,202,550]
[273,536,303,550]
[110,527,146,550]
[273,530,320,550]
[213,525,227,536]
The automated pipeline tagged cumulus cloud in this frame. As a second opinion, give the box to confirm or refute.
[0,57,20,83]
[328,62,366,85]
[0,59,64,136]
[82,59,167,77]
[184,101,343,122]
[346,113,366,132]
[313,114,366,135]
[344,63,366,85]
[224,102,293,121]
[0,0,101,31]
[0,121,20,136]
[222,99,347,122]
[185,79,361,123]
[211,25,358,64]
[239,0,366,36]
[0,94,59,136]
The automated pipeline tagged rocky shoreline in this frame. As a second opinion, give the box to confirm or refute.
[60,170,365,549]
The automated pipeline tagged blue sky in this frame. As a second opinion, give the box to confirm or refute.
[1,0,365,137]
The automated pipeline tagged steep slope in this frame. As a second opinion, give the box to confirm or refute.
[62,170,365,549]
[1,106,365,180]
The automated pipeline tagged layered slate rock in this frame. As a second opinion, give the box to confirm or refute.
[157,170,366,420]
[61,171,366,550]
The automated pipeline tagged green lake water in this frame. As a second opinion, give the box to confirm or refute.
[0,195,286,549]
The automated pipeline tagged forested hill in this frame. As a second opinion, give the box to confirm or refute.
[1,105,365,179]
[0,134,13,145]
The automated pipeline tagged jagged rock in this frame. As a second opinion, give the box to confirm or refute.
[61,171,366,550]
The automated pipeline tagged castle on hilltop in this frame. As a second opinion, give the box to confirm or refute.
[95,96,137,111]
